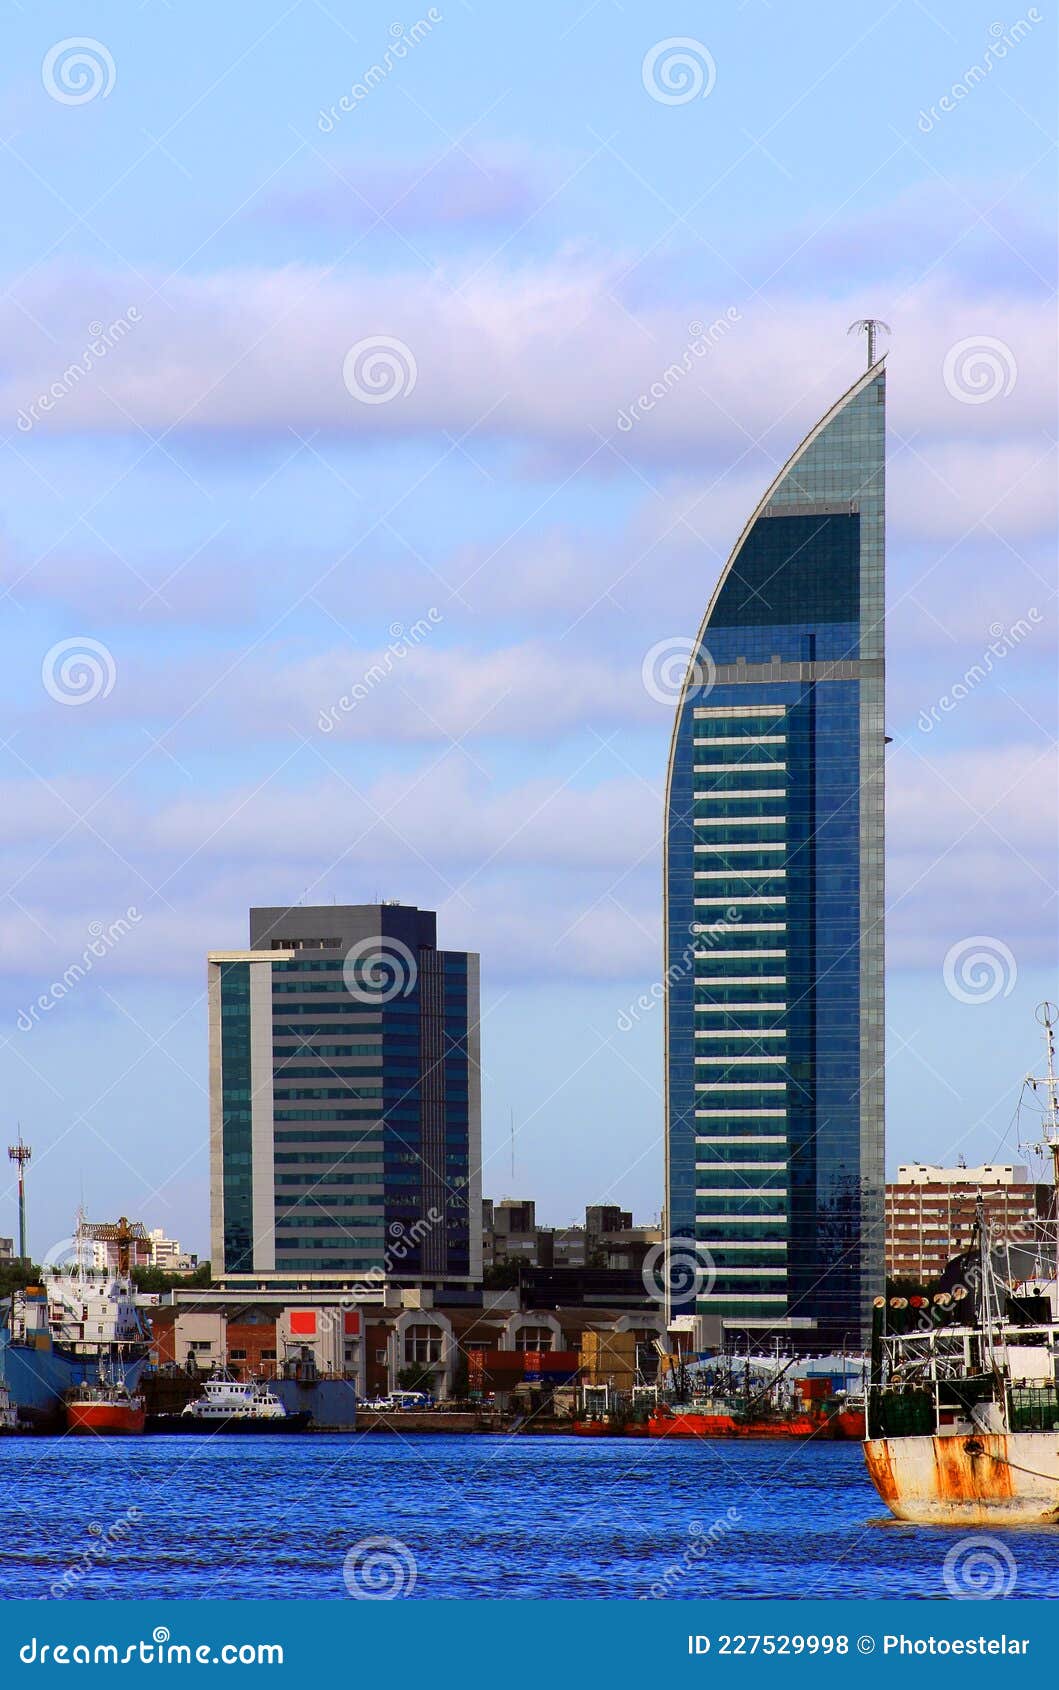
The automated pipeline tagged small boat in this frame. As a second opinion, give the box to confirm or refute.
[65,1378,144,1435]
[146,1369,312,1434]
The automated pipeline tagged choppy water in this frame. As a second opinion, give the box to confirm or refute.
[1,1435,1058,1601]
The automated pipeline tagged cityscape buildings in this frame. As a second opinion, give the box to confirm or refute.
[886,1162,1049,1282]
[664,357,887,1346]
[208,902,482,1295]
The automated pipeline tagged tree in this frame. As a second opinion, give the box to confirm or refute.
[396,1362,436,1395]
[132,1262,212,1294]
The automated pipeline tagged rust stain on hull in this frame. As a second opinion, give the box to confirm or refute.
[864,1433,1059,1526]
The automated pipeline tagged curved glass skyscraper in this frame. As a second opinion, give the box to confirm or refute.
[664,360,886,1346]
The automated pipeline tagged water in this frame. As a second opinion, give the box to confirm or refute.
[1,1435,1058,1601]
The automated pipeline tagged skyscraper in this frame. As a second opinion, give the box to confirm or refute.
[209,903,482,1291]
[664,358,886,1345]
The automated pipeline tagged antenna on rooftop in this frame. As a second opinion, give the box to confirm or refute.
[847,318,890,368]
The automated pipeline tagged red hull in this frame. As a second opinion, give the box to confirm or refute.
[571,1420,615,1436]
[648,1411,820,1440]
[66,1401,145,1435]
[831,1408,866,1440]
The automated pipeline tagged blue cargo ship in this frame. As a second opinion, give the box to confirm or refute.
[0,1277,150,1431]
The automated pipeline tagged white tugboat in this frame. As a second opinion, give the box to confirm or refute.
[863,1004,1059,1525]
[147,1368,312,1434]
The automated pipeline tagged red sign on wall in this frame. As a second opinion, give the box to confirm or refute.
[289,1311,317,1336]
[343,1312,361,1337]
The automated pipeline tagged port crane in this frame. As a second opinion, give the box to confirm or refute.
[80,1216,150,1278]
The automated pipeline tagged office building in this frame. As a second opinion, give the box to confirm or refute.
[664,357,886,1344]
[209,902,482,1292]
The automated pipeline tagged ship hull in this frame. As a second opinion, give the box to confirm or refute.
[145,1411,313,1434]
[864,1432,1059,1525]
[648,1411,821,1439]
[0,1337,147,1430]
[66,1401,145,1436]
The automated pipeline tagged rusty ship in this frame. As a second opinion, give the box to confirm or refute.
[863,1004,1059,1525]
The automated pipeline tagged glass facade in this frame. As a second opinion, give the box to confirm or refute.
[664,365,886,1344]
[210,905,481,1289]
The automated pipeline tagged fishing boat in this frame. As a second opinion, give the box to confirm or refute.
[65,1377,145,1436]
[648,1351,858,1439]
[863,1004,1059,1525]
[146,1369,312,1434]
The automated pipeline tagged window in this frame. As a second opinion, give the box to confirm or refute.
[404,1324,442,1364]
[514,1326,554,1352]
[229,1349,247,1361]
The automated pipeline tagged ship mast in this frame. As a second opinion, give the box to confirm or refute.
[1028,1001,1059,1190]
[1027,1002,1059,1289]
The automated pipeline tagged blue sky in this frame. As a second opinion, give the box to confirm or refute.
[0,0,1055,1256]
